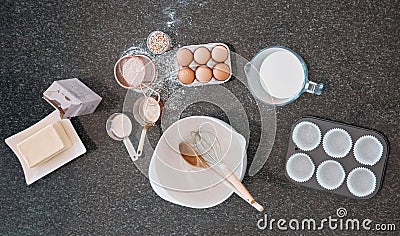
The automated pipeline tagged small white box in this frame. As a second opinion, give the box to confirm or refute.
[43,78,102,119]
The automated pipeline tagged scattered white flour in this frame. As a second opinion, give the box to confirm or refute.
[163,7,181,28]
[122,43,150,57]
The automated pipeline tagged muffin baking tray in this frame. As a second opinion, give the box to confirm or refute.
[176,43,232,86]
[285,116,389,199]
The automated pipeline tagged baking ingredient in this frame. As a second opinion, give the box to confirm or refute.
[147,31,171,54]
[175,43,232,86]
[17,122,72,168]
[109,113,132,138]
[213,63,230,81]
[178,67,195,84]
[43,78,102,119]
[193,47,211,64]
[134,96,163,156]
[115,55,156,89]
[106,113,138,162]
[122,56,146,87]
[259,50,304,99]
[143,97,162,123]
[176,48,193,66]
[195,66,212,83]
[211,45,229,62]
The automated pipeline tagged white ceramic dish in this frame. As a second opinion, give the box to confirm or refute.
[149,116,247,209]
[5,110,86,185]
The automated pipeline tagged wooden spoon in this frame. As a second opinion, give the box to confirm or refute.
[178,142,264,212]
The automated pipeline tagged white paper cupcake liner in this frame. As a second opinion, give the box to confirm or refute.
[322,128,352,158]
[353,135,383,166]
[286,153,315,183]
[346,167,376,197]
[316,160,345,190]
[292,121,322,151]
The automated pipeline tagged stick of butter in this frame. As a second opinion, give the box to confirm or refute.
[17,121,72,168]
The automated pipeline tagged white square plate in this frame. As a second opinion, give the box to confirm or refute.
[5,110,86,185]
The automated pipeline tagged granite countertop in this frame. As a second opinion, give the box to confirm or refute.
[1,0,399,235]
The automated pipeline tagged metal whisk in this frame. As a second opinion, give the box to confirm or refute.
[191,128,222,166]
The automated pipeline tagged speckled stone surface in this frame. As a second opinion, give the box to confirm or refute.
[1,0,399,235]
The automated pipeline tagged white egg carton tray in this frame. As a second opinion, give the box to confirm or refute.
[177,42,232,87]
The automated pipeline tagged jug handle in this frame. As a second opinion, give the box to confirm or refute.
[305,81,324,95]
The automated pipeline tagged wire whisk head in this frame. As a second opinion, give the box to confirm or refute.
[190,122,222,166]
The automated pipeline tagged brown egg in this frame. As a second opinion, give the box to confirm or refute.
[178,67,195,84]
[211,45,229,62]
[213,63,231,81]
[195,66,213,83]
[176,48,193,67]
[193,47,211,64]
